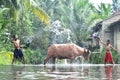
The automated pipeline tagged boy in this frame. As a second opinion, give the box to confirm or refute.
[12,35,26,64]
[99,38,117,64]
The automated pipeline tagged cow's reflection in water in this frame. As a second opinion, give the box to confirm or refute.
[44,64,89,79]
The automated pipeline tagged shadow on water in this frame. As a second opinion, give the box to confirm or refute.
[0,64,120,80]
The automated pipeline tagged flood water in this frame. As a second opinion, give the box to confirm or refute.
[0,64,120,80]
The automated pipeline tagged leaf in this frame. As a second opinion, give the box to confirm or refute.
[25,0,50,26]
[33,7,50,26]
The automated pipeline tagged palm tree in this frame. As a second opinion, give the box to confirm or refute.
[112,0,120,11]
[89,3,112,26]
[24,0,50,26]
[57,0,94,42]
[37,0,95,43]
[0,0,50,26]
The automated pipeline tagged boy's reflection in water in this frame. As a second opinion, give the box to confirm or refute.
[105,65,114,80]
[12,65,25,80]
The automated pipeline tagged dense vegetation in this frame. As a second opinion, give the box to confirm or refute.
[0,0,120,64]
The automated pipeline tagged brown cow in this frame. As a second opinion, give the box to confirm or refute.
[44,43,90,65]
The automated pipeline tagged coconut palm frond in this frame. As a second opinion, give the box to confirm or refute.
[25,0,50,26]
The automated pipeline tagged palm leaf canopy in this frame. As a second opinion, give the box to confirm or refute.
[25,0,50,26]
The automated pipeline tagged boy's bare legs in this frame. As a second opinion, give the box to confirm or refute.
[22,56,26,64]
[12,57,26,65]
[12,57,16,64]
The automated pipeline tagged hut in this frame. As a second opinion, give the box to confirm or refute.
[93,11,120,53]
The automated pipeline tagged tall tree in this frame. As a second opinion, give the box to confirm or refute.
[38,0,94,43]
[88,3,112,26]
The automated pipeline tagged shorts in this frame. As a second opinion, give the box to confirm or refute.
[14,48,24,58]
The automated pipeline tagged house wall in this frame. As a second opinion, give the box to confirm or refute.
[100,24,114,52]
[113,23,120,64]
[105,28,113,45]
[115,25,120,53]
[101,23,120,53]
[101,27,114,45]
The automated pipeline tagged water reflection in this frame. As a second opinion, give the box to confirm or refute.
[12,65,25,80]
[105,65,114,80]
[44,64,89,80]
[0,64,120,80]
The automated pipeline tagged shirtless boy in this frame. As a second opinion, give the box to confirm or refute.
[12,35,26,64]
[99,38,117,64]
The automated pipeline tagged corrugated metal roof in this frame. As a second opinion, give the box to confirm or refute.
[103,15,120,25]
[93,11,120,31]
[102,11,120,30]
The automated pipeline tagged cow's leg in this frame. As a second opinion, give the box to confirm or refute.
[70,56,75,63]
[44,54,51,65]
[52,57,56,65]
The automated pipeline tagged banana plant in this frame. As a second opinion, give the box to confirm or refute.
[88,3,112,25]
[24,0,50,26]
[0,0,50,26]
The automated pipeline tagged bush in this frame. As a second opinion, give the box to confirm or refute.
[0,48,13,65]
[90,49,119,64]
[24,49,45,64]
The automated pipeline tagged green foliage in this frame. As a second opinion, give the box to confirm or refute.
[89,3,112,26]
[112,50,119,63]
[0,8,10,30]
[0,48,13,65]
[90,49,119,64]
[0,0,119,65]
[39,0,94,43]
[24,0,50,26]
[24,49,44,64]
